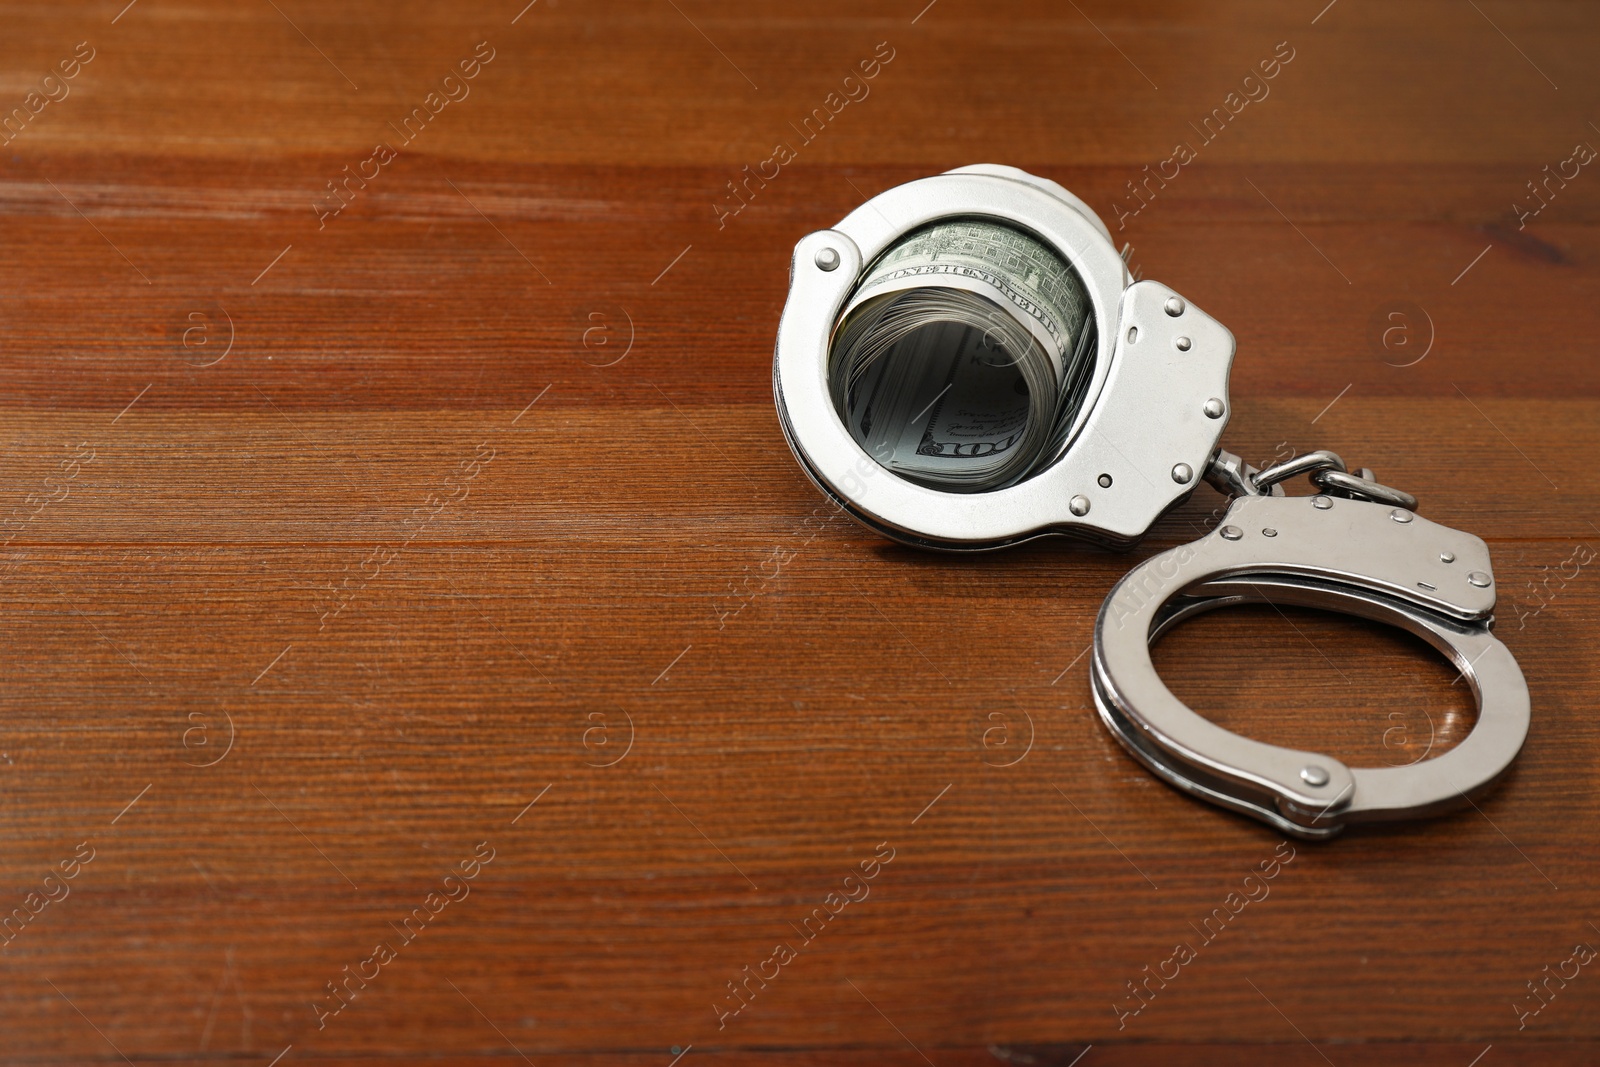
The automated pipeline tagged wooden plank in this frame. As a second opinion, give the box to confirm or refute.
[1,0,1597,1062]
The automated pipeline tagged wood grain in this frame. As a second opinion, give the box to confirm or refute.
[1,1,1598,1063]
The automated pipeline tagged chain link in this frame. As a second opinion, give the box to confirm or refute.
[1206,449,1418,511]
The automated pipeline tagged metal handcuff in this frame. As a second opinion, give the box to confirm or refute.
[772,164,1530,839]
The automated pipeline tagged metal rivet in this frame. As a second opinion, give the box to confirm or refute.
[814,247,840,271]
[1468,571,1491,588]
[1312,496,1332,510]
[1174,336,1192,352]
[1069,495,1090,517]
[1220,525,1242,541]
[1164,296,1185,317]
[1171,462,1193,484]
[1440,551,1455,564]
[1203,397,1225,419]
[1390,509,1413,524]
[1097,473,1113,488]
[1127,326,1139,344]
[1262,528,1278,537]
[1300,765,1330,787]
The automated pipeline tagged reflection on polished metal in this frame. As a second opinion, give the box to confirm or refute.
[771,164,1530,836]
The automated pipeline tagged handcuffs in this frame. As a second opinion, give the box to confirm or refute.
[772,165,1529,839]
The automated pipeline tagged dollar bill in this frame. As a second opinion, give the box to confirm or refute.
[831,219,1096,492]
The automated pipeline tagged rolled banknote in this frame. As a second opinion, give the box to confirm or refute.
[830,219,1096,492]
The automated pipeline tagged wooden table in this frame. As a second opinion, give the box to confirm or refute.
[2,1,1596,1063]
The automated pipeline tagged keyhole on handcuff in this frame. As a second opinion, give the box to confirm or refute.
[1149,604,1477,768]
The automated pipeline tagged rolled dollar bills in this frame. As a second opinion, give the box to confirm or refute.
[830,219,1096,493]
